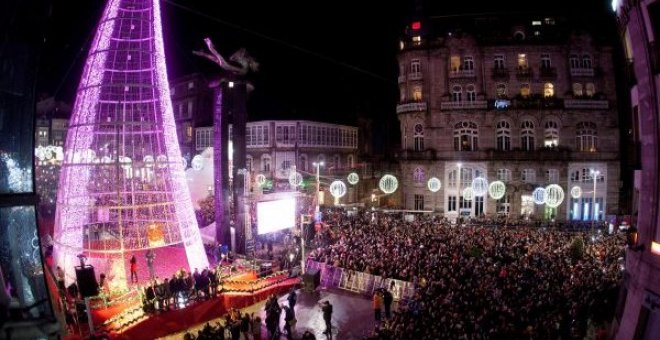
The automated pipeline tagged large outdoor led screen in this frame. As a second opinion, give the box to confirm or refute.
[257,198,296,235]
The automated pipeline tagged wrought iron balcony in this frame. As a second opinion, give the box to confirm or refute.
[570,67,595,77]
[539,67,557,79]
[396,149,436,160]
[408,72,423,81]
[440,100,488,110]
[516,66,532,79]
[491,68,509,79]
[449,69,476,78]
[564,98,609,109]
[396,101,427,114]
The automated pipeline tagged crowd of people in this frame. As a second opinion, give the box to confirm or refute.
[309,212,625,339]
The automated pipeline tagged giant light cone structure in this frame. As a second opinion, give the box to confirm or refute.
[54,0,208,290]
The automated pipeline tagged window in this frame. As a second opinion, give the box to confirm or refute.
[463,56,474,70]
[532,20,542,26]
[543,83,554,97]
[413,167,425,183]
[573,83,583,97]
[347,154,354,169]
[544,120,559,147]
[569,54,580,69]
[261,154,271,172]
[582,55,592,68]
[521,120,535,151]
[299,154,307,172]
[451,85,462,102]
[517,53,528,68]
[586,83,595,97]
[475,196,484,216]
[453,121,478,151]
[497,169,512,182]
[317,154,326,165]
[522,169,536,183]
[246,156,253,172]
[187,101,193,118]
[466,84,476,102]
[496,121,511,151]
[546,169,559,183]
[188,81,194,89]
[576,122,598,151]
[496,83,507,98]
[413,124,424,151]
[333,154,341,170]
[520,83,531,97]
[496,195,511,215]
[541,54,551,69]
[544,17,555,25]
[412,86,423,101]
[494,55,505,69]
[450,55,461,72]
[414,194,425,210]
[410,59,421,74]
[447,196,457,212]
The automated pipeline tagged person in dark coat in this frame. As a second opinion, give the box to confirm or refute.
[321,301,333,335]
[383,288,394,319]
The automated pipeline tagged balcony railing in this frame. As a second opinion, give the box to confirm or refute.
[440,100,488,110]
[491,68,509,79]
[449,69,476,78]
[570,67,595,77]
[564,99,609,109]
[396,101,427,114]
[539,67,557,79]
[516,67,532,78]
[408,73,423,81]
[486,147,571,161]
[398,75,406,83]
[396,149,436,160]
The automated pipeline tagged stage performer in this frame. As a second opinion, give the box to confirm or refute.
[130,255,138,283]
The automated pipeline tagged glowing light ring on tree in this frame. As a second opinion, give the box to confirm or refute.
[119,156,132,170]
[488,181,506,200]
[347,172,359,185]
[471,177,488,197]
[330,180,347,198]
[427,177,441,192]
[570,186,582,199]
[156,154,168,168]
[191,155,204,171]
[35,147,46,161]
[256,174,267,186]
[544,184,565,208]
[143,155,154,168]
[379,174,399,194]
[462,187,474,201]
[532,187,547,205]
[289,171,303,187]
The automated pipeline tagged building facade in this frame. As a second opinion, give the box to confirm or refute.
[170,73,213,163]
[396,15,620,221]
[195,120,360,204]
[34,97,71,147]
[613,1,660,338]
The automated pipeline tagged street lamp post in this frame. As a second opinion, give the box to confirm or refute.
[307,161,324,274]
[457,162,462,224]
[590,169,600,234]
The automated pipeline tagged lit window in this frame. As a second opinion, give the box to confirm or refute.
[496,83,507,98]
[453,121,478,151]
[517,54,528,68]
[543,83,554,97]
[586,83,595,97]
[413,167,425,183]
[532,20,542,26]
[573,83,583,97]
[576,122,598,152]
[450,55,461,72]
[520,83,531,97]
[412,36,421,44]
[544,120,559,147]
[544,17,555,25]
[412,86,423,101]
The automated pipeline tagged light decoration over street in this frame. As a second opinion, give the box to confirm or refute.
[329,180,347,198]
[347,172,359,185]
[488,181,506,200]
[255,174,267,187]
[533,187,547,205]
[462,187,474,201]
[545,184,565,208]
[427,177,441,192]
[288,171,303,187]
[570,186,582,199]
[191,154,204,171]
[471,177,488,197]
[379,174,399,194]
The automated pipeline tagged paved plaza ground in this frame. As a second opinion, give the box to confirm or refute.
[161,287,380,339]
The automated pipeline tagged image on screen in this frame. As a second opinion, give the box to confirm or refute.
[257,198,296,235]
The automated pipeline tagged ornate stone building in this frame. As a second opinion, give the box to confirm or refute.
[396,15,620,221]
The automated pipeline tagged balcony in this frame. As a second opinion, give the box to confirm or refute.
[486,147,571,161]
[396,149,436,160]
[398,75,406,83]
[570,67,595,77]
[516,66,532,79]
[539,67,557,79]
[491,68,509,79]
[508,95,563,110]
[449,69,476,78]
[564,98,609,109]
[440,100,488,110]
[408,72,423,81]
[396,101,427,114]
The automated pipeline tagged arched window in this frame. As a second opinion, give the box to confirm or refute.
[347,154,354,169]
[544,120,559,147]
[453,121,478,151]
[520,120,535,151]
[576,122,598,152]
[496,83,507,98]
[413,124,424,151]
[466,84,476,102]
[299,154,307,172]
[496,168,512,182]
[569,54,580,69]
[543,83,554,97]
[451,85,462,102]
[496,121,511,151]
[586,83,595,97]
[573,83,583,97]
[520,83,531,97]
[333,154,341,170]
[261,154,271,172]
[582,54,592,68]
[413,167,425,183]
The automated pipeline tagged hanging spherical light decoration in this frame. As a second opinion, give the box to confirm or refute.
[545,184,565,208]
[35,146,46,161]
[119,156,132,170]
[488,181,506,200]
[143,155,155,168]
[462,187,474,201]
[191,155,204,171]
[54,147,64,161]
[156,154,168,168]
[471,177,489,197]
[329,180,347,198]
[347,172,359,185]
[289,171,303,187]
[532,187,546,205]
[570,186,582,199]
[427,177,441,192]
[102,156,112,164]
[379,174,399,194]
[255,174,267,187]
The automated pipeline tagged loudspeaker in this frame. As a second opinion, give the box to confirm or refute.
[303,268,320,291]
[75,266,99,298]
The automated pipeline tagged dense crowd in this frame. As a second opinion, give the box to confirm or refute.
[309,212,625,339]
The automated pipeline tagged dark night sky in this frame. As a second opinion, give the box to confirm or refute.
[36,0,617,131]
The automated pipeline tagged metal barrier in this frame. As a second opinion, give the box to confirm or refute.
[305,259,415,301]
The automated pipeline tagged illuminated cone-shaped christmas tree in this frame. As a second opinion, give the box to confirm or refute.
[54,0,208,291]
